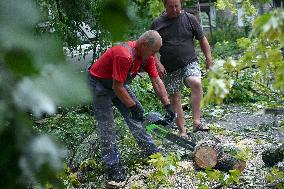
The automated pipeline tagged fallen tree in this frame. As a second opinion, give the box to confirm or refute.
[144,112,246,172]
[190,132,246,172]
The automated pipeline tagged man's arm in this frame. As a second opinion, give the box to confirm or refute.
[112,80,136,107]
[154,55,167,79]
[199,36,213,70]
[150,76,170,106]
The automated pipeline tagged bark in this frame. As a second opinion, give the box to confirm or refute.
[144,112,246,171]
[190,132,246,171]
[215,154,246,172]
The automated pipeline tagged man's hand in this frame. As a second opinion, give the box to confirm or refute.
[130,104,144,121]
[164,104,175,121]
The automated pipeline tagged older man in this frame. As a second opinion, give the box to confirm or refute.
[88,30,175,185]
[151,0,213,137]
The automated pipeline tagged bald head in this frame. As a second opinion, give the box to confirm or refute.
[135,30,162,58]
[138,30,162,48]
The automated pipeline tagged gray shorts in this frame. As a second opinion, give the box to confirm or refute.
[164,60,201,95]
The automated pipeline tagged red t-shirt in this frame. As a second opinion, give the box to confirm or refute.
[89,41,158,83]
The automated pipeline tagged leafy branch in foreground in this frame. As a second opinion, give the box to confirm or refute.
[0,0,91,188]
[203,7,284,105]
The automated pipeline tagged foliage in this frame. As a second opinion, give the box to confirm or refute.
[197,168,241,188]
[0,0,143,187]
[58,164,82,188]
[266,167,284,189]
[131,76,164,113]
[209,13,246,45]
[223,73,270,103]
[34,0,136,71]
[216,0,270,16]
[0,0,95,187]
[35,0,131,42]
[212,41,243,59]
[223,145,254,162]
[202,59,235,105]
[34,109,95,154]
[131,0,211,20]
[131,0,164,19]
[236,11,284,90]
[146,152,180,188]
[203,3,284,105]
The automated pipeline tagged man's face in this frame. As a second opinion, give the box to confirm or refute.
[142,42,161,59]
[164,0,181,19]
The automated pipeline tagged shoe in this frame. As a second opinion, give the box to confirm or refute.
[193,123,210,133]
[106,164,126,188]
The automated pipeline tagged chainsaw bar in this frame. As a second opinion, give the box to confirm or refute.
[143,112,196,151]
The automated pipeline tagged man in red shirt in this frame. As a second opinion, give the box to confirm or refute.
[88,30,175,185]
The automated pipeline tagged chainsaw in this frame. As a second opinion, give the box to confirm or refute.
[142,112,196,151]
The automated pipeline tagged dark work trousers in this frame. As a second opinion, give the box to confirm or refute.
[88,74,158,167]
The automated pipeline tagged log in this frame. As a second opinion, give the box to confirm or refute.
[215,154,246,172]
[262,144,284,166]
[264,108,284,115]
[190,132,221,169]
[193,140,223,169]
[190,132,246,171]
[143,112,246,171]
[189,131,220,144]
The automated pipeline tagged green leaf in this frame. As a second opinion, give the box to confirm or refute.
[34,64,92,106]
[13,64,92,117]
[98,0,132,41]
[198,185,210,189]
[0,0,40,29]
[21,135,66,188]
[237,37,251,49]
[4,48,39,77]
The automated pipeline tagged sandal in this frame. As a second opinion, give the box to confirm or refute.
[193,123,210,133]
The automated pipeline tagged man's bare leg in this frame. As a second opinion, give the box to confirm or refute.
[185,76,203,128]
[169,92,187,136]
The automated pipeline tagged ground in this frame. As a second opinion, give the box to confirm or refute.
[120,104,283,189]
[57,104,284,189]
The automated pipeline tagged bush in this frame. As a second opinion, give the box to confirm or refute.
[209,13,246,45]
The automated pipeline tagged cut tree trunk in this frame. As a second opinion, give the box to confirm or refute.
[262,144,284,166]
[190,131,246,172]
[215,154,246,172]
[193,140,223,169]
[143,112,246,171]
[190,131,222,168]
